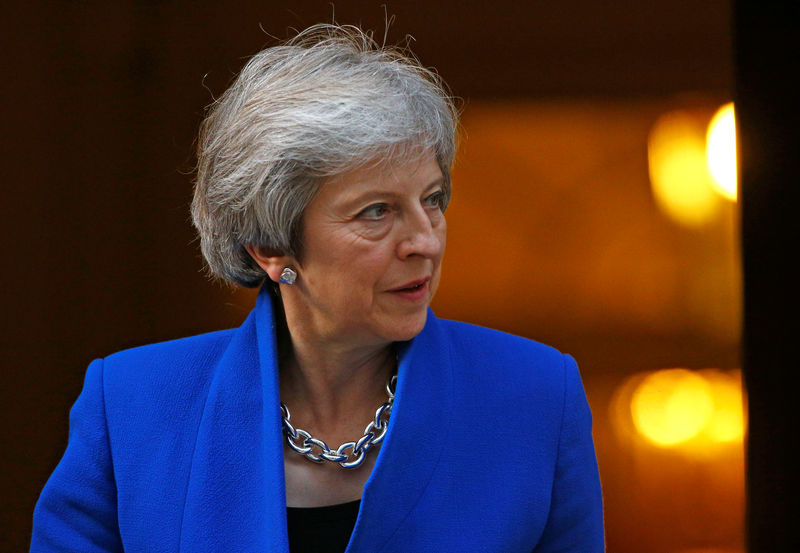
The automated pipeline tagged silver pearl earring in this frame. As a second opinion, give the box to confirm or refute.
[279,267,297,285]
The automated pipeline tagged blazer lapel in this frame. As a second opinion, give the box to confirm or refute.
[179,287,288,553]
[346,310,454,553]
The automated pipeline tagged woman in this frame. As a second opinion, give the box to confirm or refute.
[31,24,604,552]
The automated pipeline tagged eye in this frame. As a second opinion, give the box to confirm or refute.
[357,203,390,220]
[424,190,445,210]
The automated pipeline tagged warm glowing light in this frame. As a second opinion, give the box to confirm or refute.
[630,369,714,446]
[620,368,746,451]
[613,368,745,454]
[706,103,737,201]
[700,369,745,443]
[648,111,719,226]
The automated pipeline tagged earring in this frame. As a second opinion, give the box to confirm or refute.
[279,267,297,285]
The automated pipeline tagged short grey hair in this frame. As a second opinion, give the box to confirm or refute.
[192,24,459,288]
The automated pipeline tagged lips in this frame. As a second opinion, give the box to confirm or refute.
[389,277,430,292]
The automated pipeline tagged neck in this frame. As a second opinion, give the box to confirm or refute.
[275,299,395,432]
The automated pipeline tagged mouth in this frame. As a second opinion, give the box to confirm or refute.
[389,277,430,293]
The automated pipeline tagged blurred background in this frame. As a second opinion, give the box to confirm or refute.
[3,2,745,552]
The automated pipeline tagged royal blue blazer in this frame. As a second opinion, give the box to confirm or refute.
[32,286,604,552]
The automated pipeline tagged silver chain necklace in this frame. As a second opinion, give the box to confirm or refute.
[280,374,397,469]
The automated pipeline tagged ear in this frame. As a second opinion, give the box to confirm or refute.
[244,244,297,284]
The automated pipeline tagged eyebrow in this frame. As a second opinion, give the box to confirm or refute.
[343,176,445,207]
[424,177,446,189]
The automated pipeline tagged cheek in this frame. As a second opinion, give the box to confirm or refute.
[430,219,447,265]
[431,223,447,288]
[357,250,395,289]
[316,240,393,295]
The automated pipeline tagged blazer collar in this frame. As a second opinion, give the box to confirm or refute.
[179,285,453,553]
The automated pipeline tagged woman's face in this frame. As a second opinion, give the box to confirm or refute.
[285,151,447,349]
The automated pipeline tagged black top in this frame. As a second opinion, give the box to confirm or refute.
[286,499,361,553]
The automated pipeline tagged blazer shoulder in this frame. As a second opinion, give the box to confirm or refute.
[101,328,236,397]
[437,317,566,367]
[434,318,577,408]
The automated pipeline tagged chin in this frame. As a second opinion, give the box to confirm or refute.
[386,310,429,342]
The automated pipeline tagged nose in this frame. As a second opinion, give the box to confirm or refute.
[396,206,445,259]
